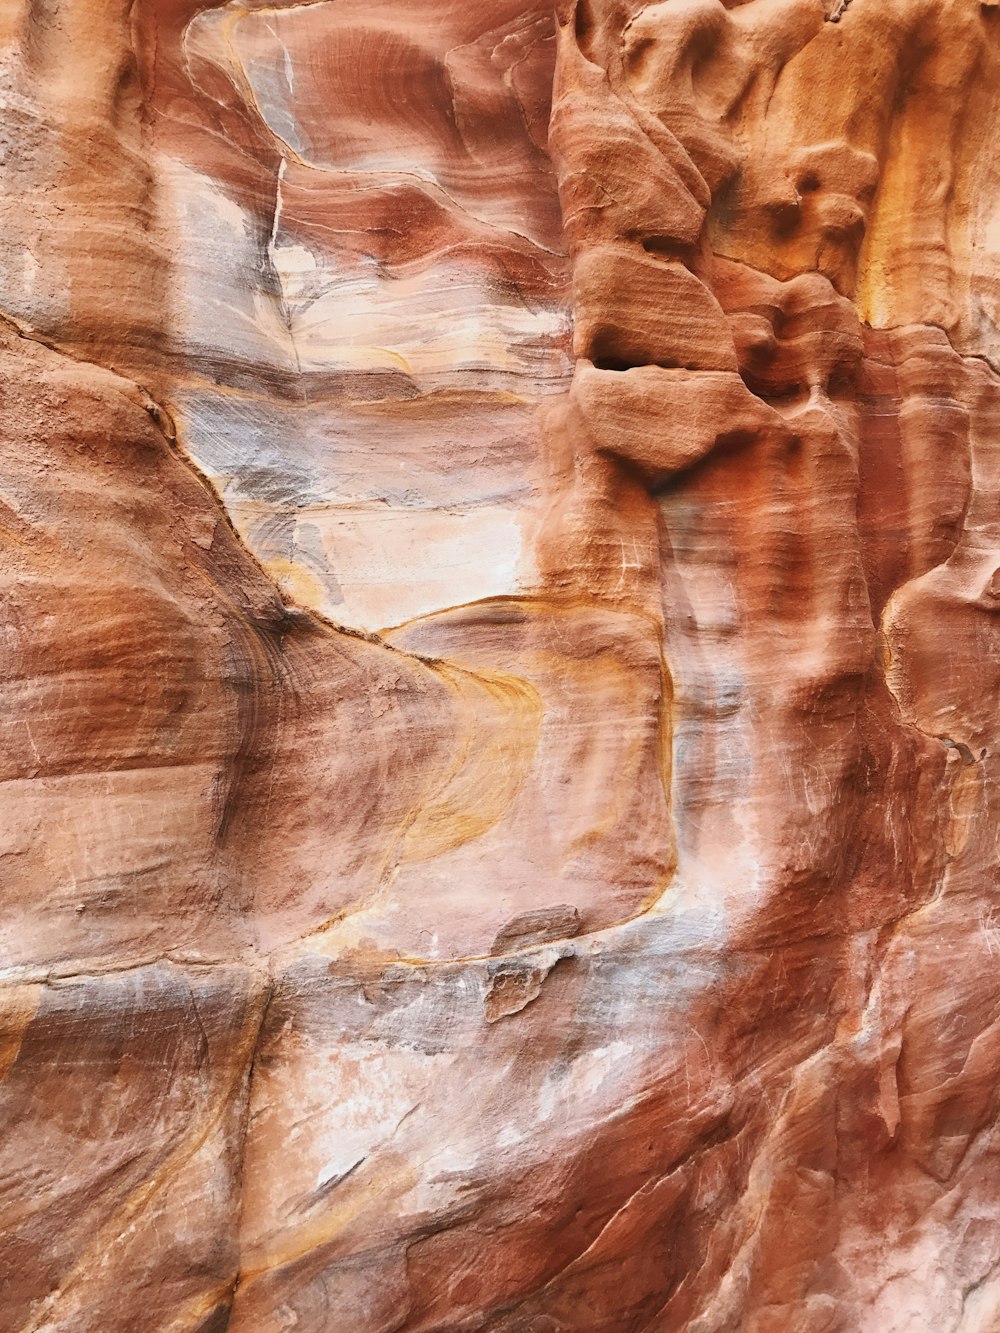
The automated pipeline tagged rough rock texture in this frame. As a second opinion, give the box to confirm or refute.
[4,1,1000,1329]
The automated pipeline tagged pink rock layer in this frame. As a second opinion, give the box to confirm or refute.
[2,1,1000,1329]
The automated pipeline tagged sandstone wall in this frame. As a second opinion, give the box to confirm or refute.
[3,1,1000,1329]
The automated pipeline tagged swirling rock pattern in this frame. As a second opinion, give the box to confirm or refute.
[3,1,1000,1329]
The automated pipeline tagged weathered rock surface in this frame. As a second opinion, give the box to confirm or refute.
[3,0,1000,1329]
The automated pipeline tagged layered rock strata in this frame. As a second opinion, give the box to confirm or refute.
[3,1,1000,1330]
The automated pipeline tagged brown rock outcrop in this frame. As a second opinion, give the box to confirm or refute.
[4,1,1000,1330]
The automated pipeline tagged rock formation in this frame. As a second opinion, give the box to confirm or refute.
[3,0,1000,1328]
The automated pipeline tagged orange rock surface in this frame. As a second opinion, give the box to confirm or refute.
[3,1,1000,1329]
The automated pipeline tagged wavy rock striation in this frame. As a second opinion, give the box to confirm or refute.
[3,0,1000,1329]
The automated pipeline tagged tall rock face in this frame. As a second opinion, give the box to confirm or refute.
[3,1,1000,1329]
